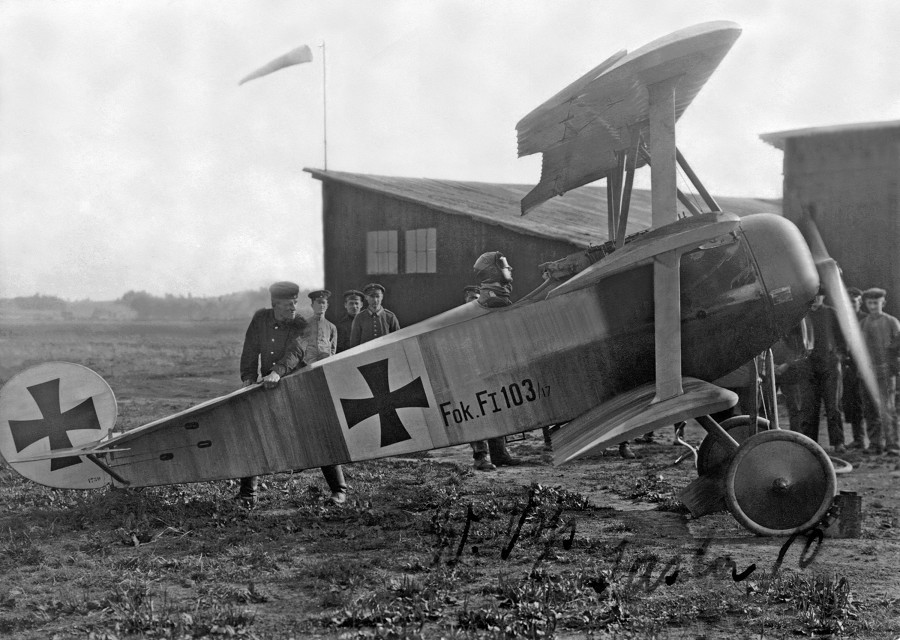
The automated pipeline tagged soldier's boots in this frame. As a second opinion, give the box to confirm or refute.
[473,454,496,471]
[488,438,521,467]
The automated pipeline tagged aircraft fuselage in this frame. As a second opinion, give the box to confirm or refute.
[93,212,819,488]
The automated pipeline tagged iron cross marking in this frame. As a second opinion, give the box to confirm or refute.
[340,359,430,448]
[8,378,102,471]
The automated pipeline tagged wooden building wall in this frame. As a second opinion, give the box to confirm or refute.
[320,181,587,325]
[780,129,900,314]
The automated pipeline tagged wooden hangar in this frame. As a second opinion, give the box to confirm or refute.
[305,169,781,325]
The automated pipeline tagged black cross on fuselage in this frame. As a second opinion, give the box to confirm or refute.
[8,378,102,471]
[340,359,430,448]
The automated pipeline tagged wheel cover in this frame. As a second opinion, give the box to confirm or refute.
[725,430,836,536]
[696,415,770,476]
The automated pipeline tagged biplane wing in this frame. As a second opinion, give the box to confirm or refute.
[516,21,741,214]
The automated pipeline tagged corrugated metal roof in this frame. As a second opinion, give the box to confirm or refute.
[760,120,900,150]
[305,168,781,249]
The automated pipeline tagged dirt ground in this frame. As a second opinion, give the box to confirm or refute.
[1,321,899,638]
[429,420,900,606]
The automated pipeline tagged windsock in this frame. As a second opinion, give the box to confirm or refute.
[239,45,313,86]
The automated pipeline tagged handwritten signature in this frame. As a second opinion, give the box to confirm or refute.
[429,485,831,594]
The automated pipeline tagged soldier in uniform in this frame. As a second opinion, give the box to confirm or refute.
[805,289,847,452]
[302,290,338,363]
[336,289,364,353]
[235,281,307,507]
[460,284,520,470]
[860,288,900,456]
[300,290,348,504]
[350,283,401,347]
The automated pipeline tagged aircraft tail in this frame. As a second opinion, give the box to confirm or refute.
[0,362,116,489]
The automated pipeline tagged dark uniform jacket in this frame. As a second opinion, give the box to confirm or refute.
[808,304,846,368]
[349,306,400,347]
[239,309,307,383]
[336,314,356,353]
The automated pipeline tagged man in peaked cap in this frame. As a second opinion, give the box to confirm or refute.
[804,287,847,452]
[234,281,308,507]
[860,287,900,455]
[299,289,348,504]
[336,289,365,353]
[349,283,401,347]
[302,290,337,364]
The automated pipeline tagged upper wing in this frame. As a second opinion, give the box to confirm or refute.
[516,21,741,214]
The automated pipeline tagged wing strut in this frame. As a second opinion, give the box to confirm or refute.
[653,249,683,401]
[638,144,703,217]
[649,77,679,227]
[615,137,639,248]
[676,148,721,212]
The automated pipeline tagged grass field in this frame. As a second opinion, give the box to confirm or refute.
[0,322,898,639]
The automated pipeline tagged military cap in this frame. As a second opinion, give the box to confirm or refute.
[863,287,887,300]
[463,285,480,295]
[363,283,385,294]
[343,289,364,301]
[308,289,331,301]
[269,281,300,299]
[847,287,863,298]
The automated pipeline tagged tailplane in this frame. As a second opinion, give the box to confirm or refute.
[0,362,115,489]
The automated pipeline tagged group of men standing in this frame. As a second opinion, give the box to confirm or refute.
[236,250,530,508]
[235,281,403,507]
[776,286,900,456]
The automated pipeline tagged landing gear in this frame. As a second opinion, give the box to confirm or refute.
[680,410,836,536]
[725,430,836,536]
[696,415,770,476]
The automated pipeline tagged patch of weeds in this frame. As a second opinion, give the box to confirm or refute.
[310,556,376,589]
[223,545,282,573]
[456,600,557,639]
[860,543,878,556]
[325,592,442,633]
[764,570,859,634]
[625,471,678,504]
[322,566,468,636]
[0,526,42,570]
[528,483,592,512]
[0,615,42,635]
[205,581,269,604]
[462,567,630,636]
[83,579,258,638]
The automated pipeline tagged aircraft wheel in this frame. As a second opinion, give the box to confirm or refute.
[725,430,836,537]
[696,415,770,476]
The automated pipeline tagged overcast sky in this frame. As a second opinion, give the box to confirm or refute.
[2,0,899,300]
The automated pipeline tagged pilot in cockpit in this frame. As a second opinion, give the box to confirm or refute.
[473,251,514,308]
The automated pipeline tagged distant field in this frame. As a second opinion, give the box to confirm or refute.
[0,321,247,430]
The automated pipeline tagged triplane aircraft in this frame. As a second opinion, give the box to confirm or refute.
[0,21,878,537]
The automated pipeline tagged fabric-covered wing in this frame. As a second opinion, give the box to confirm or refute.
[517,21,741,215]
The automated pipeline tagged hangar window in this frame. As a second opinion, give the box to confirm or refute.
[405,228,437,273]
[366,230,398,274]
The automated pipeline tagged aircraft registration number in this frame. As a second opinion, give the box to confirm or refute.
[439,378,549,427]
